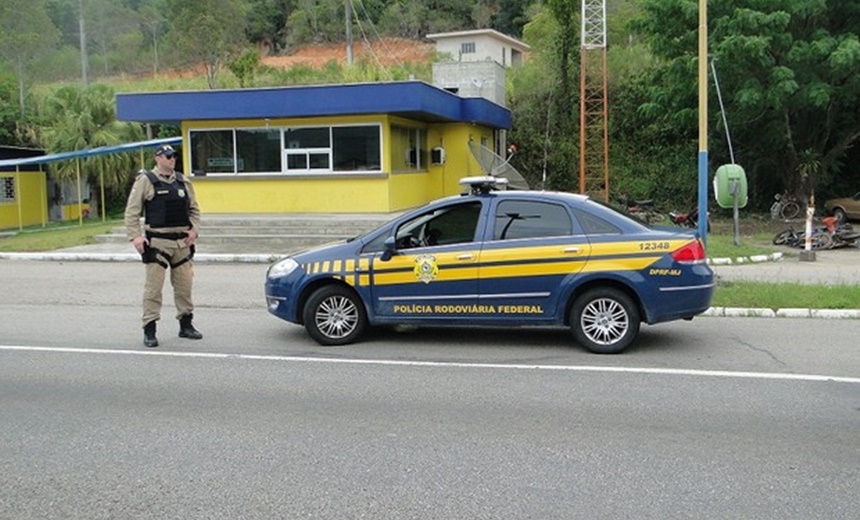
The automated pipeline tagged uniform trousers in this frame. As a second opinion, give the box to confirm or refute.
[142,237,194,325]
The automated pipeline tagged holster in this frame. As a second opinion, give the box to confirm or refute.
[141,244,168,268]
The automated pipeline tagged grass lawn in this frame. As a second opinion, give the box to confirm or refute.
[0,220,120,252]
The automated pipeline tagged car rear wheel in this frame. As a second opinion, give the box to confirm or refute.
[833,208,846,223]
[303,285,367,346]
[570,288,640,354]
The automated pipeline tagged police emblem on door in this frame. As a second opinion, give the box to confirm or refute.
[413,255,439,284]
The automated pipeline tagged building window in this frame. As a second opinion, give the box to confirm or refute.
[391,125,426,172]
[461,42,476,54]
[237,129,281,173]
[285,127,331,172]
[1,177,15,202]
[333,126,381,171]
[191,130,235,174]
[189,124,381,175]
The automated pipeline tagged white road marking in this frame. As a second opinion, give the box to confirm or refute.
[1,344,858,385]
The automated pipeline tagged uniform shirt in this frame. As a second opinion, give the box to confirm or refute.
[125,169,201,241]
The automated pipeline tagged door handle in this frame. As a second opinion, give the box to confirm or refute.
[562,247,581,254]
[457,253,475,260]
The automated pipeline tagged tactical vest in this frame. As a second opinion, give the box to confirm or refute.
[143,171,191,228]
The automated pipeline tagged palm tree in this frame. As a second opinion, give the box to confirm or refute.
[36,84,145,218]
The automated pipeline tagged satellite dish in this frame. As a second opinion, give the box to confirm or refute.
[468,141,530,190]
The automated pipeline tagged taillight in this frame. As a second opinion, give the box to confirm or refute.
[671,239,707,264]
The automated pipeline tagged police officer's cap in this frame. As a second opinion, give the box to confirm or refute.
[155,144,176,157]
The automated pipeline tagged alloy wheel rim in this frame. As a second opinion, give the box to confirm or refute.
[315,295,359,339]
[581,298,629,346]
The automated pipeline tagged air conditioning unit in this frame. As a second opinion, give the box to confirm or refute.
[431,147,446,165]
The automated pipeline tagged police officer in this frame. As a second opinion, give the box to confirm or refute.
[124,144,202,347]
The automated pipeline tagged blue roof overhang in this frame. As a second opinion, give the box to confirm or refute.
[116,81,511,129]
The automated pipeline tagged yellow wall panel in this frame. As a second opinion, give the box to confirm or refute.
[191,176,392,213]
[0,171,47,229]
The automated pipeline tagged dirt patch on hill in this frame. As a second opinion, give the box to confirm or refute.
[262,38,434,69]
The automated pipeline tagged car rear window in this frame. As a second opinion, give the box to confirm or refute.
[572,208,621,235]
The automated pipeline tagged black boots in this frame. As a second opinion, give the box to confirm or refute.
[179,313,203,340]
[143,316,201,347]
[143,321,158,348]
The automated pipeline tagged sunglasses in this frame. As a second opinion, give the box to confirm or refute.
[162,153,176,159]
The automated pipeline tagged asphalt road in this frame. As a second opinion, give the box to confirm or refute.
[1,260,858,519]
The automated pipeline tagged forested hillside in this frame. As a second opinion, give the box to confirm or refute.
[1,0,858,215]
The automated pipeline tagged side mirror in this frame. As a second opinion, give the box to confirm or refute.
[381,236,397,262]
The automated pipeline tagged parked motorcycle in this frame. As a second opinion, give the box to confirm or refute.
[669,206,710,232]
[615,194,665,224]
[772,216,860,250]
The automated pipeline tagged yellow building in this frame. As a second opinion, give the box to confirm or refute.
[116,81,511,214]
[0,147,48,229]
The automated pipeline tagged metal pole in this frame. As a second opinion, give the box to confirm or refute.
[76,157,83,225]
[15,167,23,231]
[345,0,354,66]
[711,60,734,164]
[100,167,106,222]
[697,0,709,248]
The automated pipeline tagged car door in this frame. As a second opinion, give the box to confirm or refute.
[369,200,484,320]
[477,198,591,321]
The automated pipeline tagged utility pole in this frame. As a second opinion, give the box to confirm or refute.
[345,0,354,65]
[78,0,89,86]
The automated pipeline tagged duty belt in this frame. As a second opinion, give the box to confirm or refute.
[146,230,188,240]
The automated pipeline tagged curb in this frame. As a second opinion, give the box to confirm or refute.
[703,307,860,320]
[707,251,783,265]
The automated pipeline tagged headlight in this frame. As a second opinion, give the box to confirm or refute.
[267,257,299,279]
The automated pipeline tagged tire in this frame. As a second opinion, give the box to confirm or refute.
[780,201,801,220]
[772,229,794,245]
[833,208,847,223]
[810,232,834,250]
[302,285,367,346]
[569,288,640,354]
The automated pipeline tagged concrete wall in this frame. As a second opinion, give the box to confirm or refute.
[432,61,506,106]
[434,33,515,66]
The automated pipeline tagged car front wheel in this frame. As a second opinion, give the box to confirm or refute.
[570,288,640,354]
[303,285,367,346]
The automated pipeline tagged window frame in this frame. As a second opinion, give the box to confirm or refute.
[188,122,383,177]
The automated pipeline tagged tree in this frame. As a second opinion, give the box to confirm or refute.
[167,0,249,88]
[36,85,146,217]
[246,0,296,54]
[138,0,169,74]
[492,0,531,37]
[84,0,141,77]
[632,0,860,204]
[507,1,581,192]
[227,49,262,87]
[0,0,60,116]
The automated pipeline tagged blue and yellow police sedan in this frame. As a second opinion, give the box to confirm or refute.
[265,177,714,354]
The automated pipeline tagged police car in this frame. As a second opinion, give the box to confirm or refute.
[265,177,714,354]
